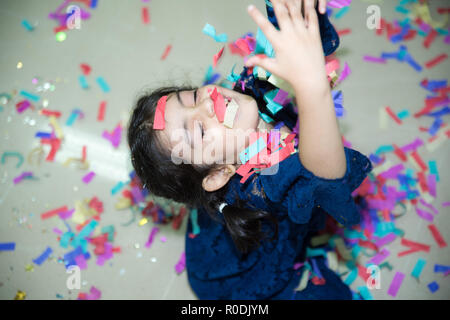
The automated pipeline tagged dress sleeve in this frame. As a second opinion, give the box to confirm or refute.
[260,147,373,226]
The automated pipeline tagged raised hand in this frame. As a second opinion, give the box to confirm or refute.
[245,0,329,94]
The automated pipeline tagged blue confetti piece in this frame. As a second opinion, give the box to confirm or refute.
[239,136,266,164]
[429,161,439,181]
[91,0,98,8]
[427,106,450,118]
[411,258,426,279]
[357,286,374,300]
[35,132,52,139]
[344,268,358,285]
[20,90,40,102]
[33,247,53,265]
[434,264,450,273]
[79,75,89,89]
[21,20,34,31]
[111,181,125,195]
[0,242,16,251]
[427,281,439,293]
[96,77,110,93]
[65,110,79,126]
[335,6,350,19]
[202,23,228,43]
[428,117,443,136]
[397,110,410,119]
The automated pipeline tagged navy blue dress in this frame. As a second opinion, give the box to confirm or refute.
[185,1,371,300]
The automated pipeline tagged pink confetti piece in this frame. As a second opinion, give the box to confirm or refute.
[13,171,33,184]
[415,207,434,222]
[175,251,186,274]
[400,138,423,153]
[160,236,167,242]
[387,271,405,297]
[82,171,95,184]
[96,242,113,266]
[442,202,450,207]
[273,89,289,105]
[16,100,31,113]
[145,227,160,248]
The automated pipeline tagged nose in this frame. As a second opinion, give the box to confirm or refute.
[197,87,215,119]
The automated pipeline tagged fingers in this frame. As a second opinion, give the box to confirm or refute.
[319,0,327,14]
[304,0,319,32]
[247,5,279,44]
[244,54,278,76]
[286,0,306,31]
[271,0,294,32]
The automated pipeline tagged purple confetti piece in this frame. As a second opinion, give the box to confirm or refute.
[273,89,289,105]
[387,271,405,297]
[58,208,75,219]
[400,138,424,153]
[415,207,434,222]
[427,174,437,197]
[86,286,101,300]
[131,186,145,204]
[379,164,404,179]
[338,62,351,82]
[53,227,63,235]
[160,236,167,242]
[145,227,160,248]
[375,233,396,248]
[419,199,439,214]
[82,171,95,184]
[13,171,33,184]
[311,258,323,279]
[363,55,387,63]
[175,252,186,274]
[96,242,113,266]
[442,201,450,207]
[368,248,390,265]
[75,254,87,270]
[293,262,304,270]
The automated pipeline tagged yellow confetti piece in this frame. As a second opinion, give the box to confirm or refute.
[63,157,89,170]
[115,197,132,210]
[25,264,34,272]
[139,217,148,226]
[17,62,23,69]
[333,237,352,261]
[255,66,268,80]
[371,160,392,176]
[49,116,64,139]
[27,146,45,165]
[267,74,296,96]
[294,268,310,292]
[326,251,338,272]
[425,133,447,153]
[310,233,331,247]
[223,99,239,129]
[379,107,388,130]
[412,3,448,29]
[14,290,26,300]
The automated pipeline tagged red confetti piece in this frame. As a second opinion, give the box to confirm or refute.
[428,224,447,248]
[337,28,351,36]
[423,29,438,48]
[385,106,402,125]
[54,25,68,33]
[209,88,226,122]
[228,42,246,57]
[437,7,450,14]
[80,63,91,76]
[417,171,429,193]
[376,18,386,36]
[41,138,61,162]
[153,96,167,130]
[160,44,172,60]
[97,101,106,121]
[39,109,62,118]
[398,238,430,257]
[142,7,150,24]
[411,150,427,171]
[393,144,407,162]
[212,46,225,68]
[424,53,448,69]
[41,206,68,220]
[402,29,417,41]
[81,145,87,162]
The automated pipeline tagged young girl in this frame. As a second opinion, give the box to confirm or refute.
[127,0,373,300]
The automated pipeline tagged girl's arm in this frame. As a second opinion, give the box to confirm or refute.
[245,0,346,179]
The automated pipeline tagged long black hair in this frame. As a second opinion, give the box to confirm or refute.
[127,72,291,257]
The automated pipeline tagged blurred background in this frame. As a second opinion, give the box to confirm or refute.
[0,0,449,300]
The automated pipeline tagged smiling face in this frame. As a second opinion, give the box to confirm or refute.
[156,85,261,165]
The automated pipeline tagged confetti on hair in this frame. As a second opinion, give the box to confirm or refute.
[153,95,167,130]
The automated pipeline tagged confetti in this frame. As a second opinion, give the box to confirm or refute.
[428,224,447,248]
[411,258,427,280]
[96,77,110,93]
[0,242,16,251]
[33,247,53,266]
[160,44,172,60]
[202,23,228,42]
[387,271,405,297]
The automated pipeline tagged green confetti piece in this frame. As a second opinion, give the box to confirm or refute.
[1,151,24,168]
[357,286,374,300]
[189,208,200,235]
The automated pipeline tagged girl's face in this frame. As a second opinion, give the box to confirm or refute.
[157,85,260,165]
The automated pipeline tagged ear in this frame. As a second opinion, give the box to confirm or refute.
[202,165,236,192]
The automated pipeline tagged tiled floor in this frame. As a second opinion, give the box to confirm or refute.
[0,0,448,300]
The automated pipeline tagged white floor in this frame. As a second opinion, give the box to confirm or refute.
[0,0,449,300]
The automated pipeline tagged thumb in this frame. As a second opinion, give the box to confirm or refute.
[244,54,277,74]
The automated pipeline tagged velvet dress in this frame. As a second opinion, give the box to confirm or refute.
[185,0,373,300]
